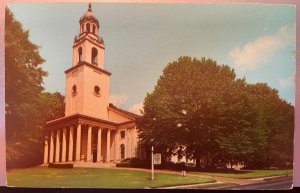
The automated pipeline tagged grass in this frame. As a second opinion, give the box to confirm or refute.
[7,167,214,188]
[191,169,293,179]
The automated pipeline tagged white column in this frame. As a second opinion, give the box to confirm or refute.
[76,124,81,161]
[106,129,110,163]
[87,125,92,161]
[133,126,137,157]
[55,129,61,162]
[43,137,49,164]
[61,128,67,162]
[131,128,134,157]
[115,131,119,161]
[68,126,74,161]
[97,127,102,162]
[111,131,115,161]
[49,131,54,163]
[127,129,131,158]
[125,129,128,158]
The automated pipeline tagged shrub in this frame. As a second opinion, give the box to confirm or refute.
[48,163,73,168]
[116,157,149,168]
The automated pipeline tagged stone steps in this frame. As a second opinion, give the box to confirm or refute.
[73,161,116,168]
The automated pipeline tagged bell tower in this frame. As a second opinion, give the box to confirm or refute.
[65,3,111,120]
[72,3,105,69]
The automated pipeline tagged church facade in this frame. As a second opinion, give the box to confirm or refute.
[43,4,142,166]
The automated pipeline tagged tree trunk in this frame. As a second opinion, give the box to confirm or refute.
[196,156,201,170]
[205,158,209,169]
[267,156,270,170]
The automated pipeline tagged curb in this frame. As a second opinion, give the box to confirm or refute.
[249,175,293,181]
[156,181,224,189]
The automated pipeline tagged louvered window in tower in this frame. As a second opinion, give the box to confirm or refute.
[78,47,82,63]
[92,47,98,65]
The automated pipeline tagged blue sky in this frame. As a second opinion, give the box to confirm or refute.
[8,3,296,114]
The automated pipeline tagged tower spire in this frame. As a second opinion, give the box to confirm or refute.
[88,3,92,11]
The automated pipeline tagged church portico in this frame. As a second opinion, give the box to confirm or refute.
[44,113,139,166]
[44,114,117,164]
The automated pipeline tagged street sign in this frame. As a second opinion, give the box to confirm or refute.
[153,153,161,165]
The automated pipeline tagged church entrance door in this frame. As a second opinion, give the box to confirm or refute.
[93,149,97,162]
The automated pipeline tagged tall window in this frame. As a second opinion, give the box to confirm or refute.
[120,131,125,139]
[120,144,125,159]
[86,23,90,32]
[93,25,96,34]
[92,47,98,64]
[81,25,84,33]
[78,47,82,63]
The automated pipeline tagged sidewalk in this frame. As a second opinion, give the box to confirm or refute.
[155,173,292,189]
[157,181,224,189]
[212,174,292,185]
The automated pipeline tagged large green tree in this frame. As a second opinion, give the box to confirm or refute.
[138,56,256,169]
[5,8,65,168]
[5,7,46,139]
[245,83,294,169]
[138,56,294,170]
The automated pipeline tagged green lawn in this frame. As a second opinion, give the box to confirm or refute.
[192,169,293,179]
[7,167,214,188]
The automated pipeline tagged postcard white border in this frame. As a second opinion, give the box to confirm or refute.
[0,0,298,188]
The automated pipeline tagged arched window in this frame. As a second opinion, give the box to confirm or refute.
[91,47,98,65]
[78,47,82,63]
[86,23,90,32]
[93,25,96,34]
[120,144,125,159]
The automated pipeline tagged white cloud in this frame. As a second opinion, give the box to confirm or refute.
[109,94,128,106]
[279,71,296,88]
[229,24,295,71]
[128,102,144,115]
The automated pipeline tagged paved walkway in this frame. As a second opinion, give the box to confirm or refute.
[156,174,291,189]
[213,176,256,185]
[158,181,224,189]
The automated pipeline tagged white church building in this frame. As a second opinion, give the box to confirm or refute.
[43,4,192,167]
[43,4,143,167]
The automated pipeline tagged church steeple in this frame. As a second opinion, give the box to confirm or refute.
[65,4,110,119]
[88,3,92,11]
[72,3,105,69]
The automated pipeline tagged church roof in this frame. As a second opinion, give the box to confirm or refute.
[109,103,141,119]
[65,61,111,76]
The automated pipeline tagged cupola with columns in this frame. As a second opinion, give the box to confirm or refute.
[73,3,105,69]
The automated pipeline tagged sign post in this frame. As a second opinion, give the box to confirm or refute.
[151,146,154,180]
[151,146,161,180]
